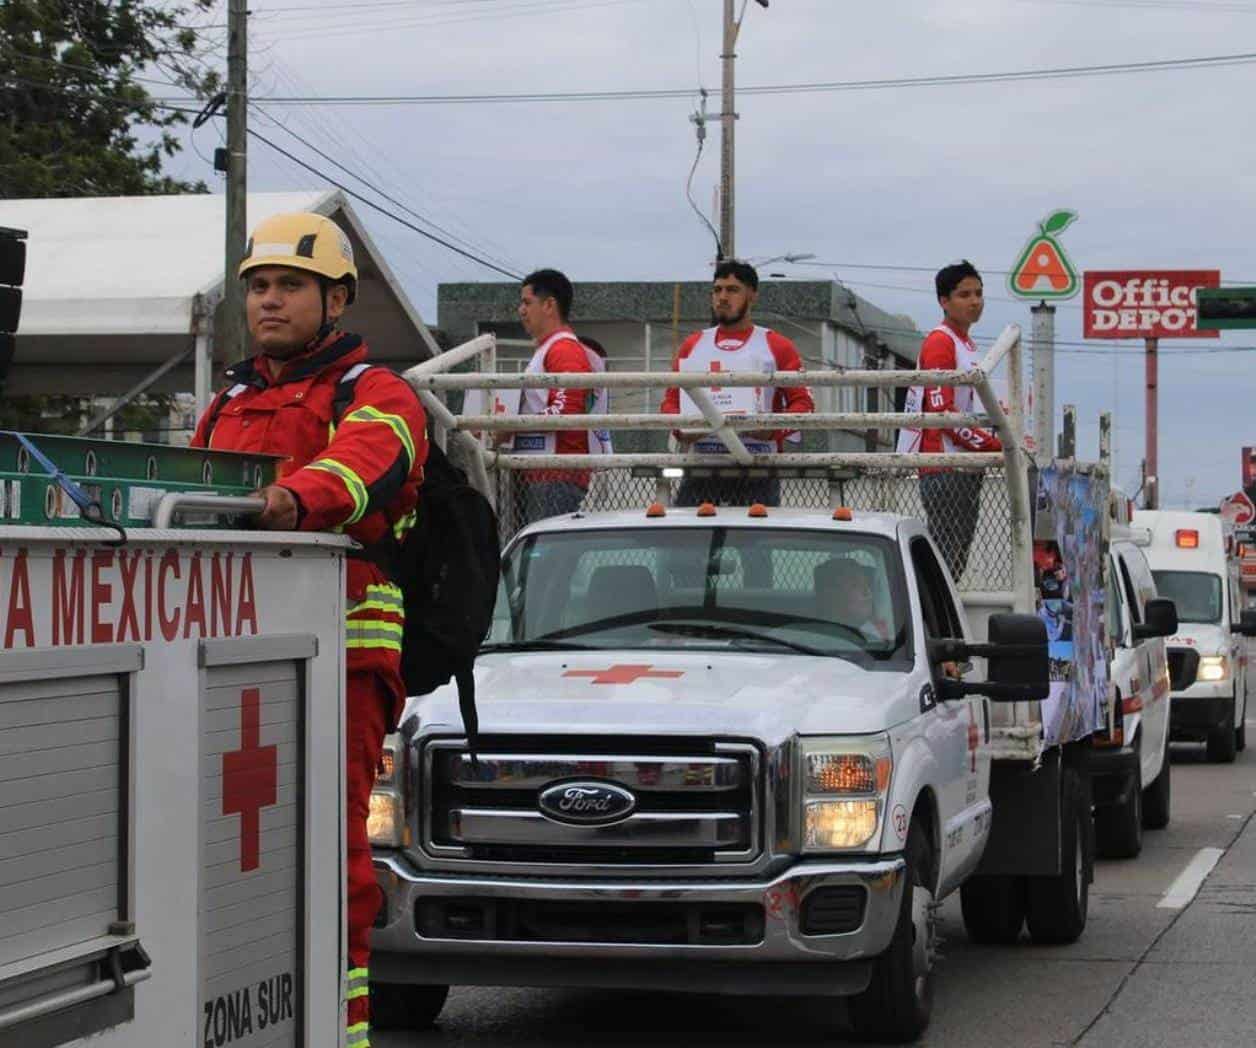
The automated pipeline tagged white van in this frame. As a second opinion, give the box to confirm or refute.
[1090,532,1177,857]
[1134,510,1256,762]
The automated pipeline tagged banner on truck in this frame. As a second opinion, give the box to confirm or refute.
[1082,270,1220,339]
[1034,466,1109,745]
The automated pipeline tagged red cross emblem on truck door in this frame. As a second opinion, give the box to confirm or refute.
[708,361,722,392]
[222,687,278,872]
[967,705,980,773]
[563,665,685,685]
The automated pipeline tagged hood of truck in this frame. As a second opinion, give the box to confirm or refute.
[406,651,916,744]
[1167,622,1229,656]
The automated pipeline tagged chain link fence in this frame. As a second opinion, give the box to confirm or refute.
[493,464,1012,594]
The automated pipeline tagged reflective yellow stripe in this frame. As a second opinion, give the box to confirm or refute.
[346,984,370,1000]
[347,967,369,981]
[307,457,369,524]
[393,510,418,542]
[344,406,416,467]
[347,600,404,617]
[344,620,401,638]
[347,638,402,653]
[346,1022,371,1047]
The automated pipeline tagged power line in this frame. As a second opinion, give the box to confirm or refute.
[246,126,524,279]
[249,103,524,279]
[233,49,1256,106]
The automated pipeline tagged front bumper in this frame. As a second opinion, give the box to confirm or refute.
[1086,743,1140,809]
[370,852,905,997]
[1170,685,1232,739]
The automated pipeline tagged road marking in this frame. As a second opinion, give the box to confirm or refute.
[1227,814,1244,819]
[1158,847,1226,910]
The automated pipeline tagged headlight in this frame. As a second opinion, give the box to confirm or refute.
[1198,655,1230,682]
[369,734,406,848]
[800,735,893,852]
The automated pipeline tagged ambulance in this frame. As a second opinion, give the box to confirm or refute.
[0,434,348,1048]
[1134,510,1256,762]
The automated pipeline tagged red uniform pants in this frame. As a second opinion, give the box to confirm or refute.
[346,670,392,1040]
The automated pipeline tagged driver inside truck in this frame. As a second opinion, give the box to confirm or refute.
[814,557,893,644]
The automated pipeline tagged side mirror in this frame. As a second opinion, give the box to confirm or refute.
[929,613,1049,703]
[1135,598,1178,640]
[1234,609,1256,637]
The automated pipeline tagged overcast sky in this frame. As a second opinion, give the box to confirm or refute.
[169,0,1256,507]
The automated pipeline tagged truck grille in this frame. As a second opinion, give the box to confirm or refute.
[1168,648,1199,691]
[421,737,761,866]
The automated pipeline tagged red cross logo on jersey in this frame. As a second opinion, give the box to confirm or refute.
[222,687,278,872]
[708,361,722,392]
[563,664,686,685]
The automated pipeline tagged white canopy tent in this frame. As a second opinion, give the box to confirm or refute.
[0,190,436,421]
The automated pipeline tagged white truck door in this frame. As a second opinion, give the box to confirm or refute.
[908,536,990,886]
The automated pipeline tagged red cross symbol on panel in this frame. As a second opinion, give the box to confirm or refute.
[708,361,722,392]
[222,687,278,872]
[563,664,685,685]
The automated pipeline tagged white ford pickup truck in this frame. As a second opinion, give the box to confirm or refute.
[367,327,1110,1042]
[369,503,1061,1041]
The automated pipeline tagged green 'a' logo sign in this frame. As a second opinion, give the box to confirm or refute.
[1008,210,1080,300]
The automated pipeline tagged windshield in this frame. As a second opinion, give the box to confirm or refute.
[487,526,911,663]
[1151,570,1223,625]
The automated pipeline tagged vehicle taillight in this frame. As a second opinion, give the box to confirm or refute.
[1176,529,1200,549]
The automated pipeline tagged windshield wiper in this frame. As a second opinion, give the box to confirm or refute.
[646,621,832,657]
[480,640,595,653]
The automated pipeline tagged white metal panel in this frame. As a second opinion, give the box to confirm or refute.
[0,673,122,969]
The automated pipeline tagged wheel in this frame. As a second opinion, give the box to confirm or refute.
[1026,765,1090,945]
[847,819,935,1042]
[1095,760,1142,859]
[1142,744,1172,830]
[1207,694,1238,763]
[960,875,1026,944]
[370,982,449,1031]
[1237,692,1247,752]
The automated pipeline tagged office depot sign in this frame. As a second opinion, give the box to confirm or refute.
[1083,270,1220,339]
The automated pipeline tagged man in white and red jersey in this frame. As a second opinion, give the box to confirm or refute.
[512,268,605,525]
[897,260,1001,581]
[661,260,814,506]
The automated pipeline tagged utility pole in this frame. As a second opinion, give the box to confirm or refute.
[1145,336,1159,509]
[1031,301,1055,464]
[718,0,768,261]
[220,0,249,393]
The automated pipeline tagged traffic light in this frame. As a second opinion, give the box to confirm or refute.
[0,226,26,395]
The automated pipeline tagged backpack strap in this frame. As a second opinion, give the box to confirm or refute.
[331,362,374,430]
[202,383,250,445]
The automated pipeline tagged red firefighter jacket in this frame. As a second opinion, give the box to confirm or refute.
[191,331,428,700]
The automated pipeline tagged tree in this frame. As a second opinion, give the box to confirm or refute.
[0,2,220,432]
[0,0,220,198]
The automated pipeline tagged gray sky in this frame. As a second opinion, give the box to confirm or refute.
[171,0,1256,507]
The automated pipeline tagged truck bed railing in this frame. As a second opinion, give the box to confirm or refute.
[406,325,1035,615]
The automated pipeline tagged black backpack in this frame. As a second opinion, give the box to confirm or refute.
[395,439,500,745]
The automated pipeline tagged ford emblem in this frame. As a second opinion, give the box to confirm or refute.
[537,781,636,826]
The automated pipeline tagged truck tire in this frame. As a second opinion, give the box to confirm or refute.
[847,820,935,1042]
[1026,765,1089,945]
[1142,746,1171,830]
[370,983,449,1031]
[1207,695,1238,764]
[1095,761,1142,859]
[960,875,1026,944]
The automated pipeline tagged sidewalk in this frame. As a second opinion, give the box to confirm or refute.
[1078,811,1256,1047]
